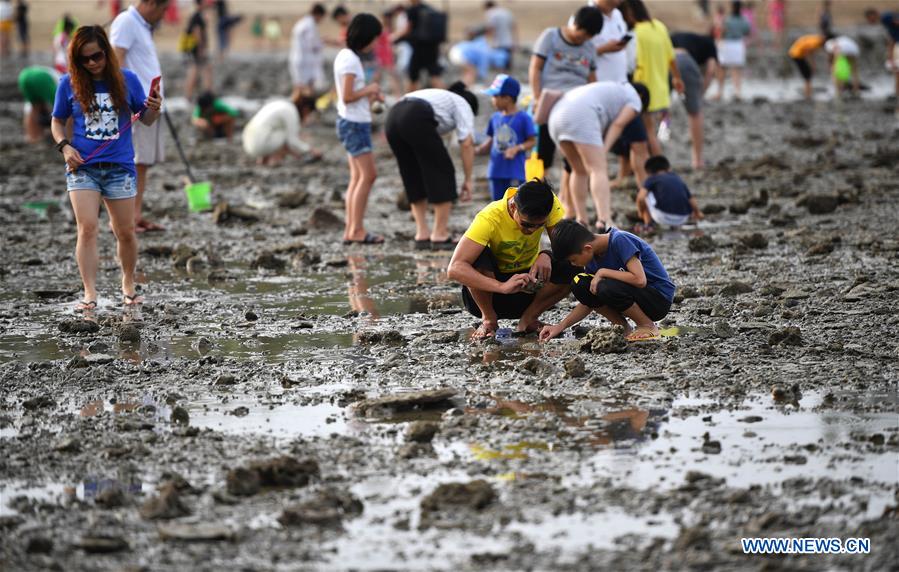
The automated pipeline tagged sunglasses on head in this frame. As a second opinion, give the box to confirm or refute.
[79,51,106,65]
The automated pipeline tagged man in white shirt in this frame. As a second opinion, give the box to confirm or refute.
[111,0,168,232]
[484,1,517,70]
[589,0,629,83]
[289,3,326,123]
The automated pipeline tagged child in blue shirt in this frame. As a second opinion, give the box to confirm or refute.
[636,155,702,232]
[540,220,675,342]
[476,74,537,201]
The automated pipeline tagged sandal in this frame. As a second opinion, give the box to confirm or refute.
[413,239,431,251]
[471,322,498,340]
[136,219,165,233]
[123,293,145,306]
[343,233,384,245]
[76,300,97,312]
[626,328,661,342]
[430,237,457,251]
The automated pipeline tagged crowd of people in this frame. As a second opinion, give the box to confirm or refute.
[11,0,899,341]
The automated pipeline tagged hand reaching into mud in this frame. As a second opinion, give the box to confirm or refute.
[539,324,563,342]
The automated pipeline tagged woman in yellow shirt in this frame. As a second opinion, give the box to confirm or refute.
[622,0,683,155]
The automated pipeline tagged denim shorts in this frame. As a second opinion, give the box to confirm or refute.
[336,118,373,157]
[66,163,137,200]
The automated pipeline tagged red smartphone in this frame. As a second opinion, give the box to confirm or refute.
[148,75,161,97]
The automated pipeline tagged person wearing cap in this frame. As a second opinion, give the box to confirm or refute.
[385,81,479,251]
[476,74,537,201]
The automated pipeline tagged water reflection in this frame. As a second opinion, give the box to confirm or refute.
[347,255,379,320]
[469,397,668,456]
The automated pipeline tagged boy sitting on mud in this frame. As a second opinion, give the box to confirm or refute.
[635,155,702,233]
[539,219,675,342]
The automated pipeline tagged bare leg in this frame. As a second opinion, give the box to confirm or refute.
[185,64,197,101]
[134,163,149,225]
[69,191,102,303]
[558,141,589,224]
[516,283,571,333]
[732,67,742,100]
[576,142,612,227]
[643,112,662,156]
[688,112,704,169]
[346,152,378,241]
[592,305,632,334]
[105,197,139,298]
[558,168,576,221]
[343,155,359,241]
[714,65,725,100]
[469,268,499,339]
[621,302,658,334]
[629,142,649,188]
[409,199,430,241]
[430,201,452,242]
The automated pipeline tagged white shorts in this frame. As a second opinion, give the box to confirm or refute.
[132,120,165,166]
[647,192,690,227]
[718,39,746,67]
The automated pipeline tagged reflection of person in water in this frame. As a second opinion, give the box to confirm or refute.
[347,255,379,320]
[470,396,667,447]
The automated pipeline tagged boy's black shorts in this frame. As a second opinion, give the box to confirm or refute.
[461,247,577,320]
[571,273,671,322]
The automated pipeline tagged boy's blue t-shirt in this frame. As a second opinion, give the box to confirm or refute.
[52,69,146,174]
[485,110,537,179]
[586,228,676,301]
[644,171,692,216]
[882,12,899,42]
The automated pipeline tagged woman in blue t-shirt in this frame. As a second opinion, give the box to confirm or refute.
[51,25,162,311]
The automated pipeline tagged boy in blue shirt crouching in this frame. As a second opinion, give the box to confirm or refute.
[539,220,675,342]
[476,74,537,201]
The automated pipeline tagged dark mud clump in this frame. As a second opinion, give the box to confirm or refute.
[688,235,717,253]
[405,421,440,443]
[580,326,628,354]
[420,480,496,514]
[226,456,320,497]
[140,482,191,520]
[58,319,100,334]
[768,326,803,346]
[353,389,457,418]
[278,489,364,528]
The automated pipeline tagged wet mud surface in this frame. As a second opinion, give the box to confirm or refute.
[1,54,898,570]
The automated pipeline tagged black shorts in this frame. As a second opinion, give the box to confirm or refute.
[571,273,671,321]
[611,115,648,157]
[408,42,443,82]
[793,57,812,81]
[461,247,577,320]
[386,98,457,204]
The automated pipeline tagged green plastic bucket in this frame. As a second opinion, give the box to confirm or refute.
[834,55,852,83]
[184,181,212,212]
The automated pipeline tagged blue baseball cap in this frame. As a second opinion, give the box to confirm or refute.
[483,74,520,100]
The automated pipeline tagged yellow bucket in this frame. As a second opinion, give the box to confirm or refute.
[525,151,544,181]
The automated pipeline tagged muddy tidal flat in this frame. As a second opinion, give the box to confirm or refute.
[1,54,899,571]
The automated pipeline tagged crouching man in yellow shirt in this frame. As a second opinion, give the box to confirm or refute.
[447,180,578,339]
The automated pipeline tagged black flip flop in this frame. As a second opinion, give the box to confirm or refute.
[414,239,431,251]
[75,300,97,312]
[430,237,457,251]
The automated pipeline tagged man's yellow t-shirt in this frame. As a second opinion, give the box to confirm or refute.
[789,35,825,59]
[463,186,565,274]
[633,19,675,112]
